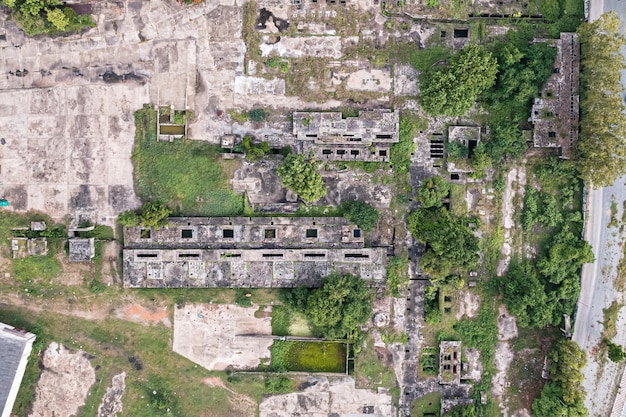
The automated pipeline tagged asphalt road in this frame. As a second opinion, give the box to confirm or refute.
[573,1,626,415]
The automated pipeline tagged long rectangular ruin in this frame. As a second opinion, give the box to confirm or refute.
[292,109,399,162]
[123,217,387,288]
[530,33,580,159]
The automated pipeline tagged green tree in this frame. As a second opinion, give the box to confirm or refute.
[420,44,498,116]
[469,143,492,178]
[416,176,450,208]
[306,274,372,339]
[46,7,68,30]
[340,200,380,232]
[532,383,570,417]
[139,201,172,229]
[242,136,271,161]
[446,141,469,159]
[485,121,527,162]
[578,12,626,187]
[549,340,586,404]
[408,207,479,280]
[277,154,327,203]
[501,260,557,327]
[607,341,626,362]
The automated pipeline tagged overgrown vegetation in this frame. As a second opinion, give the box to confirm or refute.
[2,0,95,36]
[280,274,373,340]
[339,200,380,232]
[416,176,450,208]
[503,158,591,328]
[386,255,409,297]
[532,340,587,417]
[420,45,498,116]
[270,340,346,373]
[132,105,243,216]
[577,12,626,187]
[118,201,172,229]
[409,207,479,284]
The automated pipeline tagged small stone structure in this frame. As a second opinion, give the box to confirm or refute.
[69,238,95,262]
[123,217,387,288]
[292,109,399,162]
[530,33,580,159]
[11,238,48,258]
[30,221,46,231]
[439,341,462,385]
[446,126,481,182]
[0,322,36,417]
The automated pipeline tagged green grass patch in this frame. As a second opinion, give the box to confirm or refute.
[271,340,346,373]
[336,161,385,174]
[0,305,250,417]
[610,197,619,228]
[410,392,441,417]
[404,46,451,72]
[481,226,504,275]
[449,183,467,217]
[12,249,62,282]
[354,333,398,389]
[271,305,291,336]
[386,254,409,297]
[133,105,243,216]
[603,301,623,340]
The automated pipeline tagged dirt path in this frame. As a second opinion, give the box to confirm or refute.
[0,291,171,326]
[203,377,257,417]
[492,305,519,417]
[497,165,527,277]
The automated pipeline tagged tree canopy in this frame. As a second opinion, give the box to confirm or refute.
[533,340,588,417]
[277,154,327,203]
[340,200,380,232]
[577,12,626,187]
[305,274,373,339]
[419,44,498,116]
[408,207,479,281]
[416,176,450,208]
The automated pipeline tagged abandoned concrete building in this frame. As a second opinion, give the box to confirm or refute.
[68,238,95,262]
[292,109,399,162]
[123,217,387,288]
[445,126,481,182]
[0,322,36,417]
[439,341,462,385]
[530,32,580,159]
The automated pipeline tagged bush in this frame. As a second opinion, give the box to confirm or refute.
[266,56,280,68]
[118,210,140,227]
[446,142,469,159]
[607,341,626,362]
[248,108,267,122]
[264,375,292,393]
[306,274,373,340]
[340,200,380,232]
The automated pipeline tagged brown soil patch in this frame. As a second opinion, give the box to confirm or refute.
[375,346,393,366]
[118,304,170,326]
